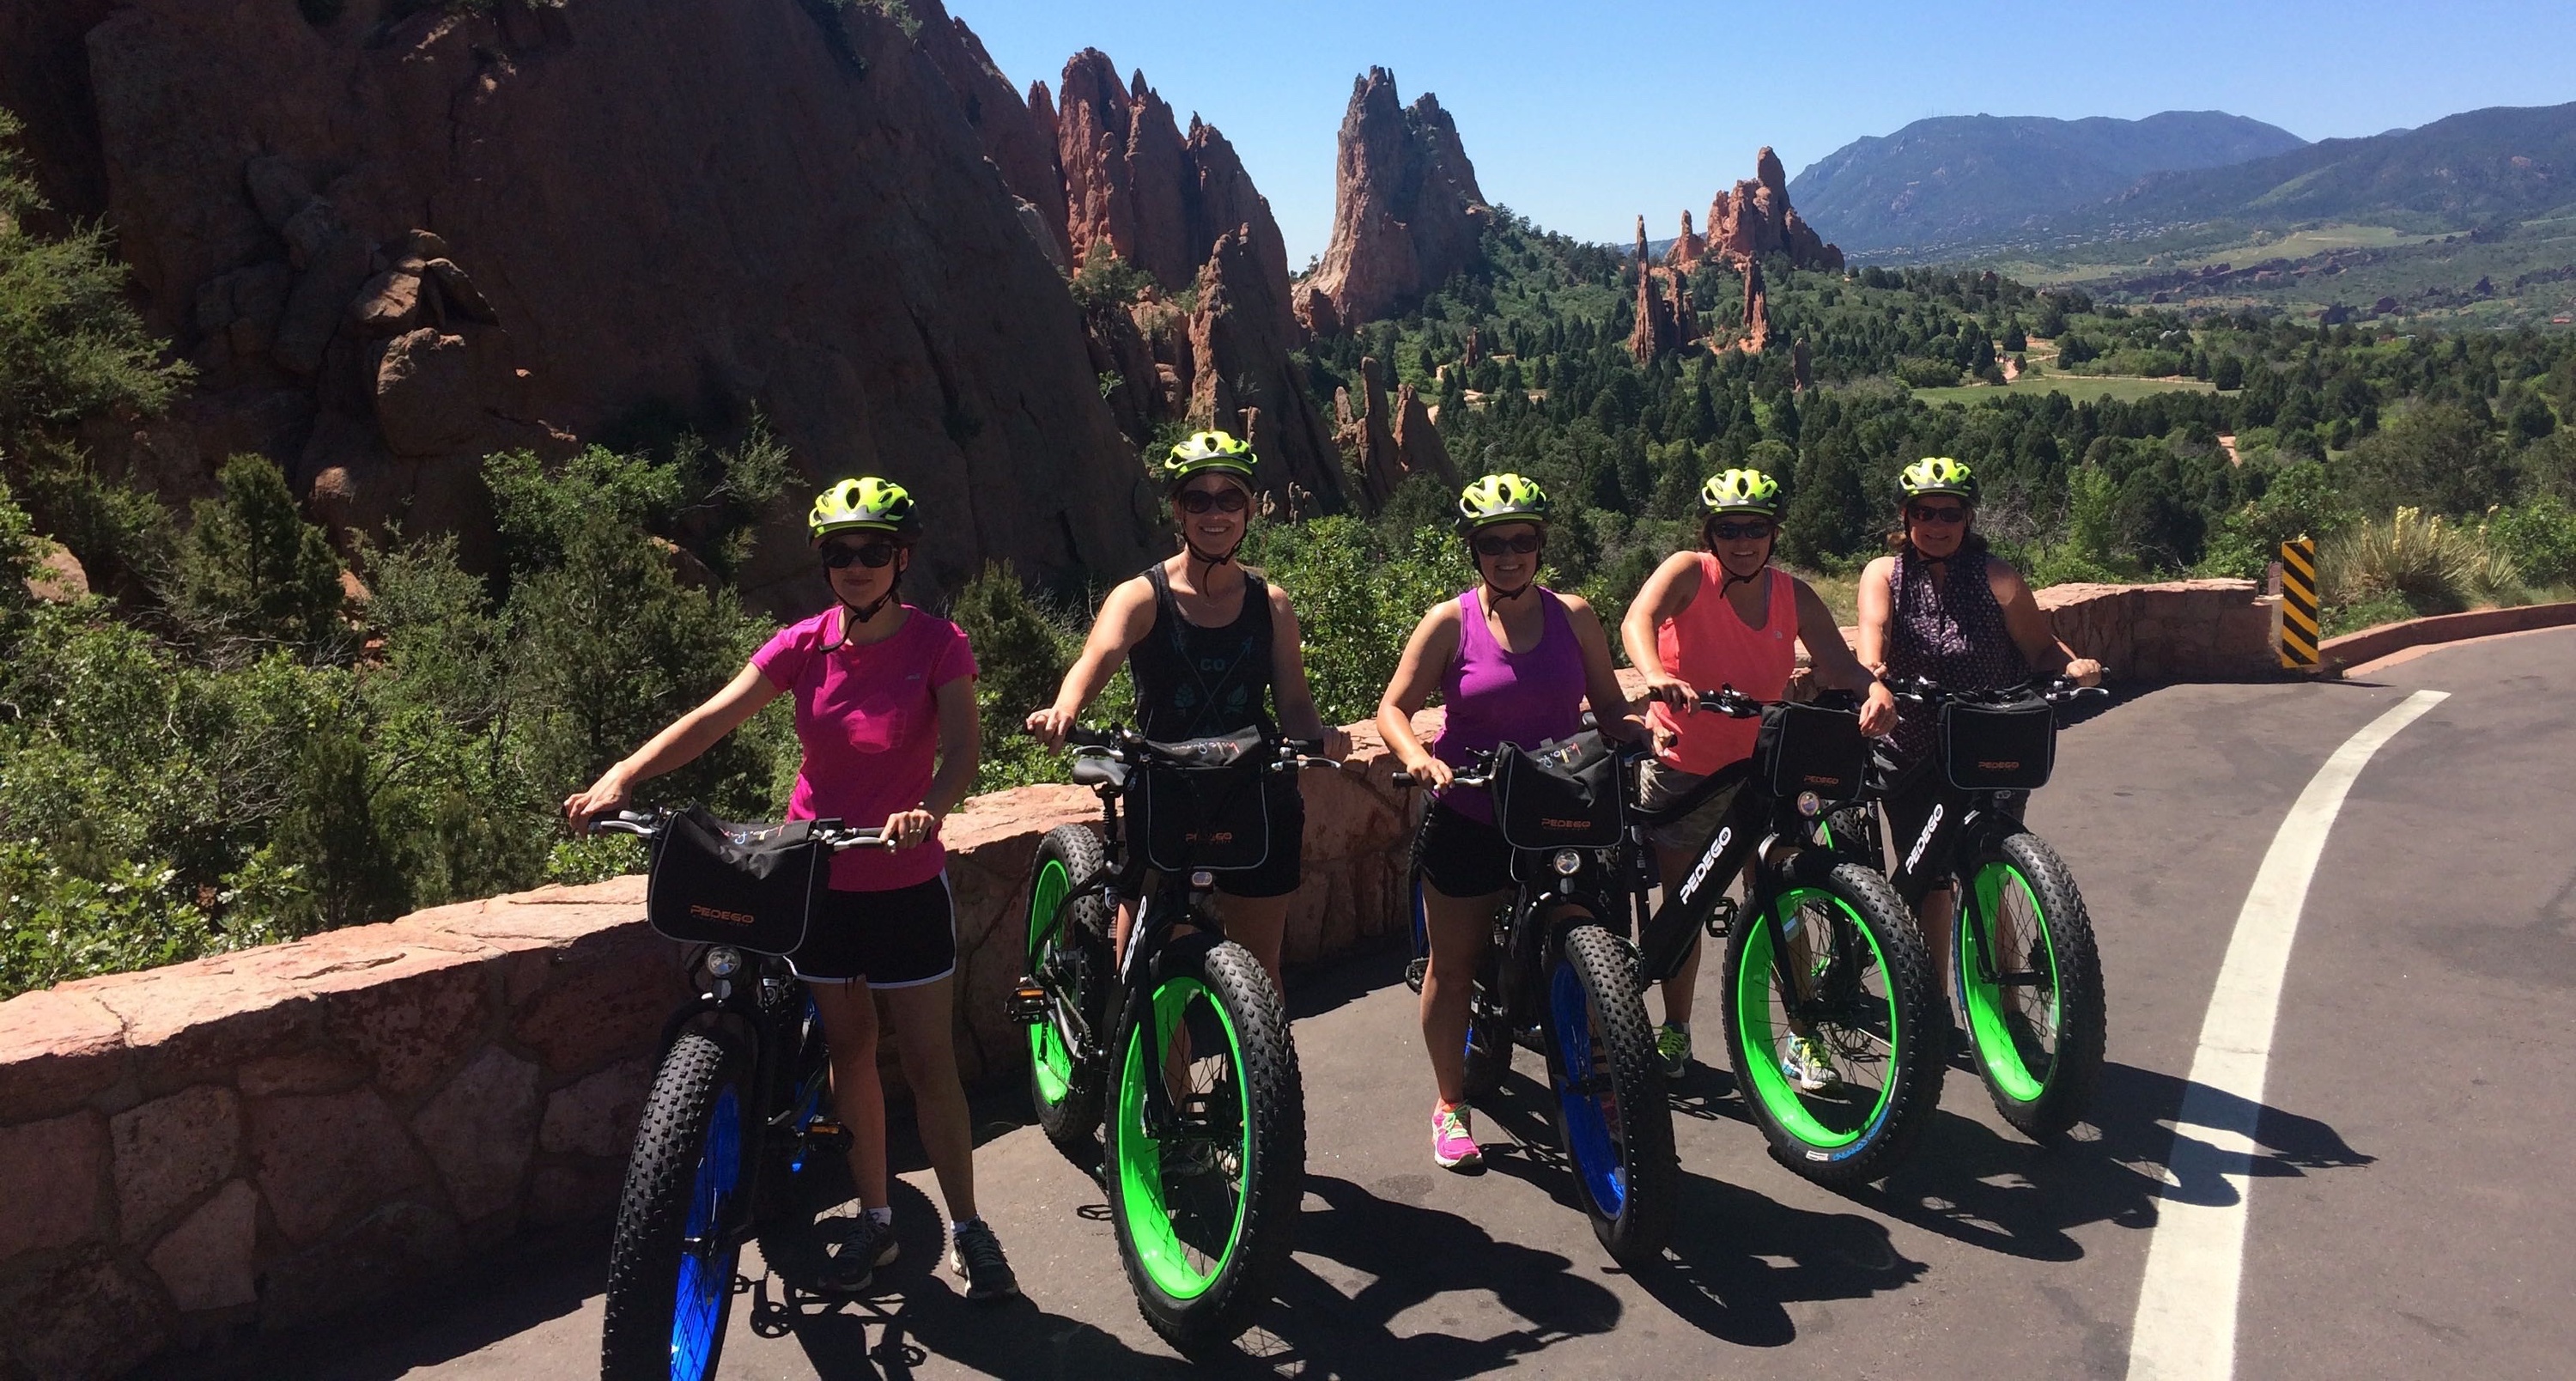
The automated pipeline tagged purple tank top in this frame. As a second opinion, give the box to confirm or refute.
[1434,586,1588,824]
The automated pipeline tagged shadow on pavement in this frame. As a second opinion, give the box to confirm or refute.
[1849,1059,2373,1262]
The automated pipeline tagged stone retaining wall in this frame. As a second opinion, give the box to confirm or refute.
[0,577,2274,1375]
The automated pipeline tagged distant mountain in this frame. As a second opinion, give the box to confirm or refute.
[2064,100,2576,234]
[1789,112,2309,254]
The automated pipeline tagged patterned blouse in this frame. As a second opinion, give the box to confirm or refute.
[1883,546,2030,763]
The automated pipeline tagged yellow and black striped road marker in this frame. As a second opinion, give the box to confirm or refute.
[2279,536,2320,670]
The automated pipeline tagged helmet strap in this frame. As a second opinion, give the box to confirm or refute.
[1182,536,1242,571]
[819,555,906,652]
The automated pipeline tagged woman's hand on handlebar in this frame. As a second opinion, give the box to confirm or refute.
[881,807,939,850]
[1402,755,1455,790]
[1024,706,1076,751]
[1858,681,1899,738]
[2064,657,2104,688]
[1319,727,1352,763]
[562,769,634,835]
[1639,672,1698,712]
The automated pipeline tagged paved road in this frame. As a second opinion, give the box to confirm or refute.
[169,630,2576,1380]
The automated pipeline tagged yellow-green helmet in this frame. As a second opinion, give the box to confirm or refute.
[1700,467,1783,518]
[1899,456,1979,503]
[1456,472,1551,532]
[1159,429,1258,487]
[808,477,920,541]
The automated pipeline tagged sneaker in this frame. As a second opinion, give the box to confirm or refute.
[1655,1023,1692,1080]
[1780,1034,1842,1093]
[948,1219,1020,1301]
[816,1212,898,1294]
[1431,1102,1483,1171]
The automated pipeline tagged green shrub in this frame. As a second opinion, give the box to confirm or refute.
[1246,516,1464,727]
[1897,356,1963,389]
[2319,507,2476,614]
[2482,498,2576,587]
[169,454,349,659]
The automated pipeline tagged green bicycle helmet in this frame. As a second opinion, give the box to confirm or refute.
[1701,467,1784,518]
[1456,472,1552,532]
[808,476,920,541]
[1159,429,1259,488]
[1899,456,1979,504]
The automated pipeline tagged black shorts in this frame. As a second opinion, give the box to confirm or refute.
[1206,775,1304,899]
[790,874,957,987]
[1416,800,1515,900]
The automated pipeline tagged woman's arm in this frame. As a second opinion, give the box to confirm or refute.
[1265,585,1344,754]
[563,662,783,829]
[1791,578,1897,735]
[884,673,981,849]
[1026,576,1156,747]
[1563,595,1647,742]
[1854,555,1898,674]
[1990,563,2102,685]
[1619,550,1704,710]
[1375,602,1462,787]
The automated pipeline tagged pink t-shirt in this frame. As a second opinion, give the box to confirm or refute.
[752,605,977,891]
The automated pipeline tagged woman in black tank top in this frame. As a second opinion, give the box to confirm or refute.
[1025,430,1345,989]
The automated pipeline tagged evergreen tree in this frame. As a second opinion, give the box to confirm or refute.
[170,454,347,658]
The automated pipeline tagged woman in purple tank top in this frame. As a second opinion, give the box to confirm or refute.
[1376,475,1642,1172]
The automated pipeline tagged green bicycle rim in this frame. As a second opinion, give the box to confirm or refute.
[1027,858,1076,1107]
[1963,862,2060,1105]
[1734,887,1899,1149]
[1114,976,1251,1300]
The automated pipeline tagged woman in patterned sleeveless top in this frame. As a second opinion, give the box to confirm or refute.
[1856,458,2100,1031]
[1026,430,1345,991]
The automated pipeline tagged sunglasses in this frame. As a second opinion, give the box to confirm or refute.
[1176,487,1251,514]
[1906,505,1970,526]
[821,541,902,569]
[1472,532,1543,557]
[1708,520,1776,542]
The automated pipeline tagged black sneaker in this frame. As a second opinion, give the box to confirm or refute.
[948,1219,1020,1301]
[816,1213,898,1294]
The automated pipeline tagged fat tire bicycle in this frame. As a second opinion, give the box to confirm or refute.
[1398,747,1678,1261]
[590,809,886,1381]
[1010,726,1326,1356]
[1625,690,1947,1189]
[1828,674,2110,1141]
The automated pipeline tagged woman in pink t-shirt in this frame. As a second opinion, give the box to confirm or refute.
[563,478,1016,1301]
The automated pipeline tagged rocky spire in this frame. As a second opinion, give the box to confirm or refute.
[1704,145,1844,274]
[1293,69,1491,333]
[1189,226,1346,508]
[906,0,1068,264]
[1669,209,1705,268]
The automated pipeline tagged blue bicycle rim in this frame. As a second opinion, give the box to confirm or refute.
[1550,959,1625,1216]
[670,1085,742,1381]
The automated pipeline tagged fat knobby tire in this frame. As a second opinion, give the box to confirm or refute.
[1727,862,1945,1189]
[1109,934,1305,1358]
[1974,832,2107,1141]
[1029,824,1113,1165]
[601,1030,747,1381]
[1552,923,1677,1261]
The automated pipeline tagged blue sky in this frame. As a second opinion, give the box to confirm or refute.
[953,0,2574,264]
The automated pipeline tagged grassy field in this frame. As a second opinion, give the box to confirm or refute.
[1980,223,2427,286]
[1912,374,2217,406]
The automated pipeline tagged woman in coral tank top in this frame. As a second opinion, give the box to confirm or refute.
[1620,469,1895,1089]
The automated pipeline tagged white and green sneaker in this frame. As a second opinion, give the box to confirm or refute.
[1654,1023,1692,1080]
[1780,1033,1842,1092]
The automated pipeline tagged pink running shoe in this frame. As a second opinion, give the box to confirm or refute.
[1432,1101,1483,1171]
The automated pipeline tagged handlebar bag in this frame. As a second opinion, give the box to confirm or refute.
[1133,728,1273,873]
[1940,696,2057,790]
[1755,701,1868,800]
[645,807,828,953]
[1492,730,1623,850]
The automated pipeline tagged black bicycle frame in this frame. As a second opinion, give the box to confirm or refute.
[1873,751,2029,910]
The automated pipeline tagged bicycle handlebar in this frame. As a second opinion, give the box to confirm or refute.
[1052,724,1340,772]
[1884,673,2109,708]
[588,809,892,851]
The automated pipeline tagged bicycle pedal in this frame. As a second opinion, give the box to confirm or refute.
[1403,958,1428,993]
[805,1117,853,1153]
[1705,897,1738,939]
[1005,979,1049,1024]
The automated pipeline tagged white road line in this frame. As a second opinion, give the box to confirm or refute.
[2124,689,2448,1381]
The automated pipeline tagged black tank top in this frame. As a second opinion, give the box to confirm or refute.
[1130,563,1279,743]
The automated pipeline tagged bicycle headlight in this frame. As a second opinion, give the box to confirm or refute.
[1552,849,1583,876]
[1796,791,1823,818]
[705,946,743,979]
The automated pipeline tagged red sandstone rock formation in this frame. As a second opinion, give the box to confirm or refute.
[1704,147,1844,274]
[1629,216,1699,363]
[1668,210,1705,269]
[1741,260,1775,355]
[1295,69,1490,333]
[909,0,1067,266]
[20,0,1154,600]
[1189,227,1347,508]
[1391,382,1456,486]
[1337,356,1455,506]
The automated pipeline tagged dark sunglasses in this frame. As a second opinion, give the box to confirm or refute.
[1906,505,1969,526]
[1708,520,1775,542]
[1176,488,1251,514]
[1472,532,1544,557]
[821,540,902,569]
